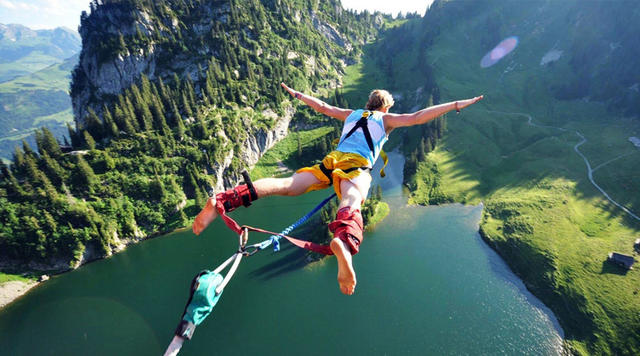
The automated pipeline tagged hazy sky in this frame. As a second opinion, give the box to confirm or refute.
[341,0,433,17]
[0,0,89,30]
[0,0,433,31]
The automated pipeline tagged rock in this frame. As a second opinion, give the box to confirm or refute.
[38,275,50,282]
[311,13,351,51]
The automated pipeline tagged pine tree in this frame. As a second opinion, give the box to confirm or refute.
[157,77,173,109]
[67,123,81,147]
[3,163,25,197]
[40,150,65,186]
[72,155,98,194]
[11,146,26,176]
[150,174,167,201]
[140,74,154,104]
[185,79,198,112]
[123,95,140,131]
[40,128,63,158]
[171,100,186,139]
[181,92,194,118]
[102,105,120,137]
[151,81,165,112]
[22,139,36,158]
[150,96,169,132]
[118,32,127,54]
[85,107,104,140]
[130,86,154,131]
[24,154,56,196]
[83,130,97,150]
[114,103,136,134]
[102,150,116,171]
[178,208,189,226]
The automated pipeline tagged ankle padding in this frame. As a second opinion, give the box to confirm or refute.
[328,207,364,255]
[216,184,257,212]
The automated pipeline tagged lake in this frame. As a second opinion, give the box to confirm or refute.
[0,152,563,355]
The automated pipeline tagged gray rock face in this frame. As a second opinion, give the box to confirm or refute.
[73,6,160,121]
[311,14,352,52]
[218,106,294,190]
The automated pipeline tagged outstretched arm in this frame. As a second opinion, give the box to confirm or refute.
[281,83,352,121]
[383,96,483,132]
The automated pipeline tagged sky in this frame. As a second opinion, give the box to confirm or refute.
[341,0,433,17]
[0,0,433,31]
[0,0,89,30]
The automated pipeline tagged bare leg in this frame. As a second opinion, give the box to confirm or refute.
[192,172,320,235]
[330,174,371,295]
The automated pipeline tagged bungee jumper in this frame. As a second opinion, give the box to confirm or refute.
[192,83,483,295]
[166,85,482,354]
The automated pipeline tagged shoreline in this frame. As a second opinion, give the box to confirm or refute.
[0,225,192,310]
[0,280,39,309]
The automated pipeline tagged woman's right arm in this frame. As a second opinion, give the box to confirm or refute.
[281,83,352,121]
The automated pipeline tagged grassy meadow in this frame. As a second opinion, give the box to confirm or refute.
[0,55,76,161]
[388,10,640,355]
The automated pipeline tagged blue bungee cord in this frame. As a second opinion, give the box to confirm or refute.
[253,193,337,252]
[166,193,337,355]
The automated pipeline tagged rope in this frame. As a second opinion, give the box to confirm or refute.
[250,193,336,252]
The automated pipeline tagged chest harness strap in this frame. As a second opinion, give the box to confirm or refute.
[325,111,389,181]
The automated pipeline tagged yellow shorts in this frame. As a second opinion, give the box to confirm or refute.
[296,151,371,200]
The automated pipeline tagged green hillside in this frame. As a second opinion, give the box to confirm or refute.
[346,1,640,354]
[0,0,388,271]
[0,54,77,162]
[0,24,80,82]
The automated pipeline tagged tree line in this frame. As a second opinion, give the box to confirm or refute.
[0,0,388,268]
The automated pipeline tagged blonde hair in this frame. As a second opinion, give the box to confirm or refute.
[365,89,394,111]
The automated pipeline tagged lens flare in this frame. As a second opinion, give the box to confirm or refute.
[480,36,519,68]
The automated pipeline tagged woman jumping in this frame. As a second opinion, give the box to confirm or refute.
[193,83,483,295]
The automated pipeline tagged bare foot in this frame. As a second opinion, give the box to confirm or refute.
[330,238,357,295]
[192,197,218,235]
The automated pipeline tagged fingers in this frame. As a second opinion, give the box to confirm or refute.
[280,82,294,96]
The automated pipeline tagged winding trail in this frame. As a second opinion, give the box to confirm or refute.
[592,151,635,172]
[487,110,640,222]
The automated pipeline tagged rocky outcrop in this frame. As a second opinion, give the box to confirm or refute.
[311,13,352,52]
[221,106,294,188]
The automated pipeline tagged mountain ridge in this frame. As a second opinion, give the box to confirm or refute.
[0,23,81,82]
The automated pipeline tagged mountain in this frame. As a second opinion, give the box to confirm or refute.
[0,24,81,82]
[0,54,78,162]
[358,0,640,354]
[0,0,386,271]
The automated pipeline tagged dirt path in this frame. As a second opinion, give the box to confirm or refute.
[487,110,640,222]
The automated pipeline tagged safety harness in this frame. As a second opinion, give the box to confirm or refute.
[212,172,340,255]
[320,110,389,183]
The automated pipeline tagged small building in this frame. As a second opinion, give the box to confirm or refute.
[635,239,640,252]
[608,252,635,270]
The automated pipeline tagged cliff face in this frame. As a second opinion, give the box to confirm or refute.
[71,0,383,185]
[0,0,387,268]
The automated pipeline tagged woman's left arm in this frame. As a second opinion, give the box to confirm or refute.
[383,96,483,132]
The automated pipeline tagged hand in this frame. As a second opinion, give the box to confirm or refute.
[457,95,484,110]
[280,83,298,98]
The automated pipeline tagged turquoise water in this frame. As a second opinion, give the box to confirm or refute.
[0,152,563,355]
